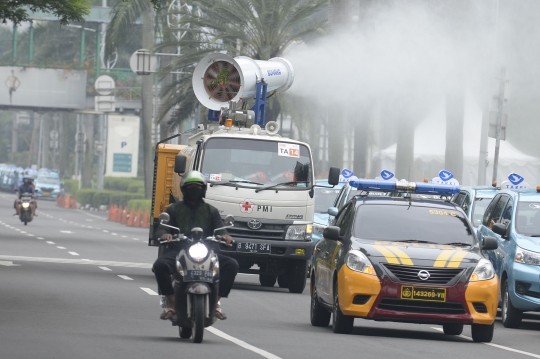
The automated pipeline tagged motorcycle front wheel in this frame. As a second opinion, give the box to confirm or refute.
[192,295,205,343]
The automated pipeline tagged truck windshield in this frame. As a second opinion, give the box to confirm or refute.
[201,138,312,189]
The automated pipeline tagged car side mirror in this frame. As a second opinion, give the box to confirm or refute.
[159,212,170,224]
[174,154,187,174]
[323,226,341,241]
[327,207,338,217]
[328,167,340,186]
[492,223,508,238]
[482,236,498,250]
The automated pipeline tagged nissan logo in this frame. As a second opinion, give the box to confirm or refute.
[418,270,431,281]
[247,219,262,230]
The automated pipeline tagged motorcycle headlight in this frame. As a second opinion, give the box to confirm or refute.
[470,258,495,281]
[22,203,30,208]
[188,242,209,263]
[515,246,540,266]
[346,250,376,276]
[176,260,184,276]
[286,224,312,241]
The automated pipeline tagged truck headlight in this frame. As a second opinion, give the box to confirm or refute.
[346,250,376,276]
[188,242,209,262]
[286,224,312,241]
[470,258,495,281]
[515,246,540,266]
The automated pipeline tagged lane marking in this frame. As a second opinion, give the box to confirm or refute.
[57,246,66,249]
[132,238,139,241]
[46,241,55,244]
[99,266,112,271]
[122,235,127,238]
[111,233,118,236]
[68,252,79,256]
[118,275,133,280]
[431,327,540,358]
[26,234,34,237]
[37,237,44,240]
[0,255,152,268]
[77,210,107,220]
[60,231,74,234]
[103,230,109,233]
[140,287,158,295]
[0,261,20,267]
[206,327,281,359]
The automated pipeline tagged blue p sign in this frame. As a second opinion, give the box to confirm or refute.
[121,141,127,148]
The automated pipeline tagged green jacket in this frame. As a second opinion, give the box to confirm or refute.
[155,200,228,241]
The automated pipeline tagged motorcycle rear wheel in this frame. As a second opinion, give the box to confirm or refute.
[192,295,205,343]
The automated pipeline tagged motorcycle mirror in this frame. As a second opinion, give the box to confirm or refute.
[224,215,234,226]
[159,212,170,224]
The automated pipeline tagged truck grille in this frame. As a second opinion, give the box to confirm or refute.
[377,298,466,315]
[383,264,464,285]
[227,220,287,240]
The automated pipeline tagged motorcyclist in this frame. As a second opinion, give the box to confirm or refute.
[14,176,37,217]
[152,171,239,321]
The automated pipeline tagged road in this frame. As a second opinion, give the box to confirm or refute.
[1,193,539,359]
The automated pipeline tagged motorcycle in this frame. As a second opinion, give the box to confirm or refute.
[158,212,235,343]
[19,192,34,225]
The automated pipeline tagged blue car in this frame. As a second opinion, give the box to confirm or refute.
[477,189,540,328]
[451,186,499,228]
[312,180,346,245]
[35,172,61,199]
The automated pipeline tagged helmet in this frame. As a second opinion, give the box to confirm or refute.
[180,171,208,198]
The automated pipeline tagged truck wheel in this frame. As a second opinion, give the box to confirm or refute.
[179,327,192,339]
[259,274,277,287]
[277,274,289,288]
[471,323,494,342]
[332,281,353,334]
[442,323,463,335]
[288,260,307,294]
[502,280,523,328]
[192,295,205,343]
[310,282,331,327]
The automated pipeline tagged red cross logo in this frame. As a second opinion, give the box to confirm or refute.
[240,199,254,213]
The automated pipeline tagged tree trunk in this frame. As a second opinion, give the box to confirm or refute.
[81,114,95,188]
[445,86,465,180]
[353,113,369,178]
[141,7,155,198]
[395,117,414,180]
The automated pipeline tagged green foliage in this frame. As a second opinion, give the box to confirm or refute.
[76,188,97,206]
[62,179,79,197]
[126,199,151,213]
[109,192,145,207]
[1,0,92,25]
[127,182,144,193]
[92,191,115,208]
[104,177,144,192]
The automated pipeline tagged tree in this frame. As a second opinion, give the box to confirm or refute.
[1,0,92,25]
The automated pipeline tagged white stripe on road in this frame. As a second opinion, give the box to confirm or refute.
[118,275,133,280]
[46,241,55,244]
[431,327,540,358]
[68,252,79,256]
[0,255,152,269]
[140,287,158,295]
[37,237,44,240]
[132,238,139,241]
[206,327,281,359]
[26,234,34,237]
[99,266,112,271]
[56,246,66,249]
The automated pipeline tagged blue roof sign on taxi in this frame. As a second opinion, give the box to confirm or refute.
[380,170,395,181]
[339,168,358,183]
[432,169,459,186]
[501,173,530,189]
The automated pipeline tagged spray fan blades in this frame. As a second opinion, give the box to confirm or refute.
[203,61,241,102]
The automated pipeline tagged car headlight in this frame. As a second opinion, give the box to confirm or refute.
[346,250,376,276]
[286,224,312,241]
[188,242,209,262]
[176,260,184,276]
[470,258,495,281]
[515,246,540,266]
[22,203,30,208]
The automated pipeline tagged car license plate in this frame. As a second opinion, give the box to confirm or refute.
[43,192,50,196]
[401,286,446,302]
[236,242,271,254]
[184,270,214,283]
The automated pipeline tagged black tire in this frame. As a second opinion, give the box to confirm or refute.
[24,221,27,225]
[179,327,192,339]
[288,260,307,294]
[332,281,354,334]
[192,295,205,343]
[471,323,494,343]
[501,280,522,328]
[277,274,289,288]
[259,274,277,287]
[310,282,331,327]
[442,323,463,335]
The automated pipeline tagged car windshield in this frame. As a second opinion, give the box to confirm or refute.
[314,188,341,213]
[471,197,491,226]
[515,201,540,236]
[353,204,474,245]
[201,138,312,189]
[37,176,59,185]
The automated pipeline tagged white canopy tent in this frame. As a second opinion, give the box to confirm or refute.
[376,92,540,186]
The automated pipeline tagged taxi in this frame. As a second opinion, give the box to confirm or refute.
[451,185,499,228]
[310,179,499,342]
[476,185,540,328]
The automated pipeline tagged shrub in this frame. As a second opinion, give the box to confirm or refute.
[109,192,145,207]
[127,199,152,213]
[62,179,79,197]
[104,177,144,192]
[92,191,114,208]
[77,189,97,206]
[127,182,144,193]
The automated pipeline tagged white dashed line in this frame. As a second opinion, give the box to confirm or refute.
[99,266,112,271]
[68,252,79,256]
[132,238,139,241]
[140,287,158,295]
[206,327,281,359]
[122,235,127,238]
[26,234,34,237]
[103,230,109,233]
[60,231,73,234]
[46,241,55,244]
[37,237,44,240]
[20,231,26,234]
[57,246,66,249]
[118,275,133,280]
[111,233,118,236]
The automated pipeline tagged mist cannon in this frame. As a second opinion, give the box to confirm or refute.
[192,53,294,111]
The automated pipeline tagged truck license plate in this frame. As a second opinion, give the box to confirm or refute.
[236,242,271,254]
